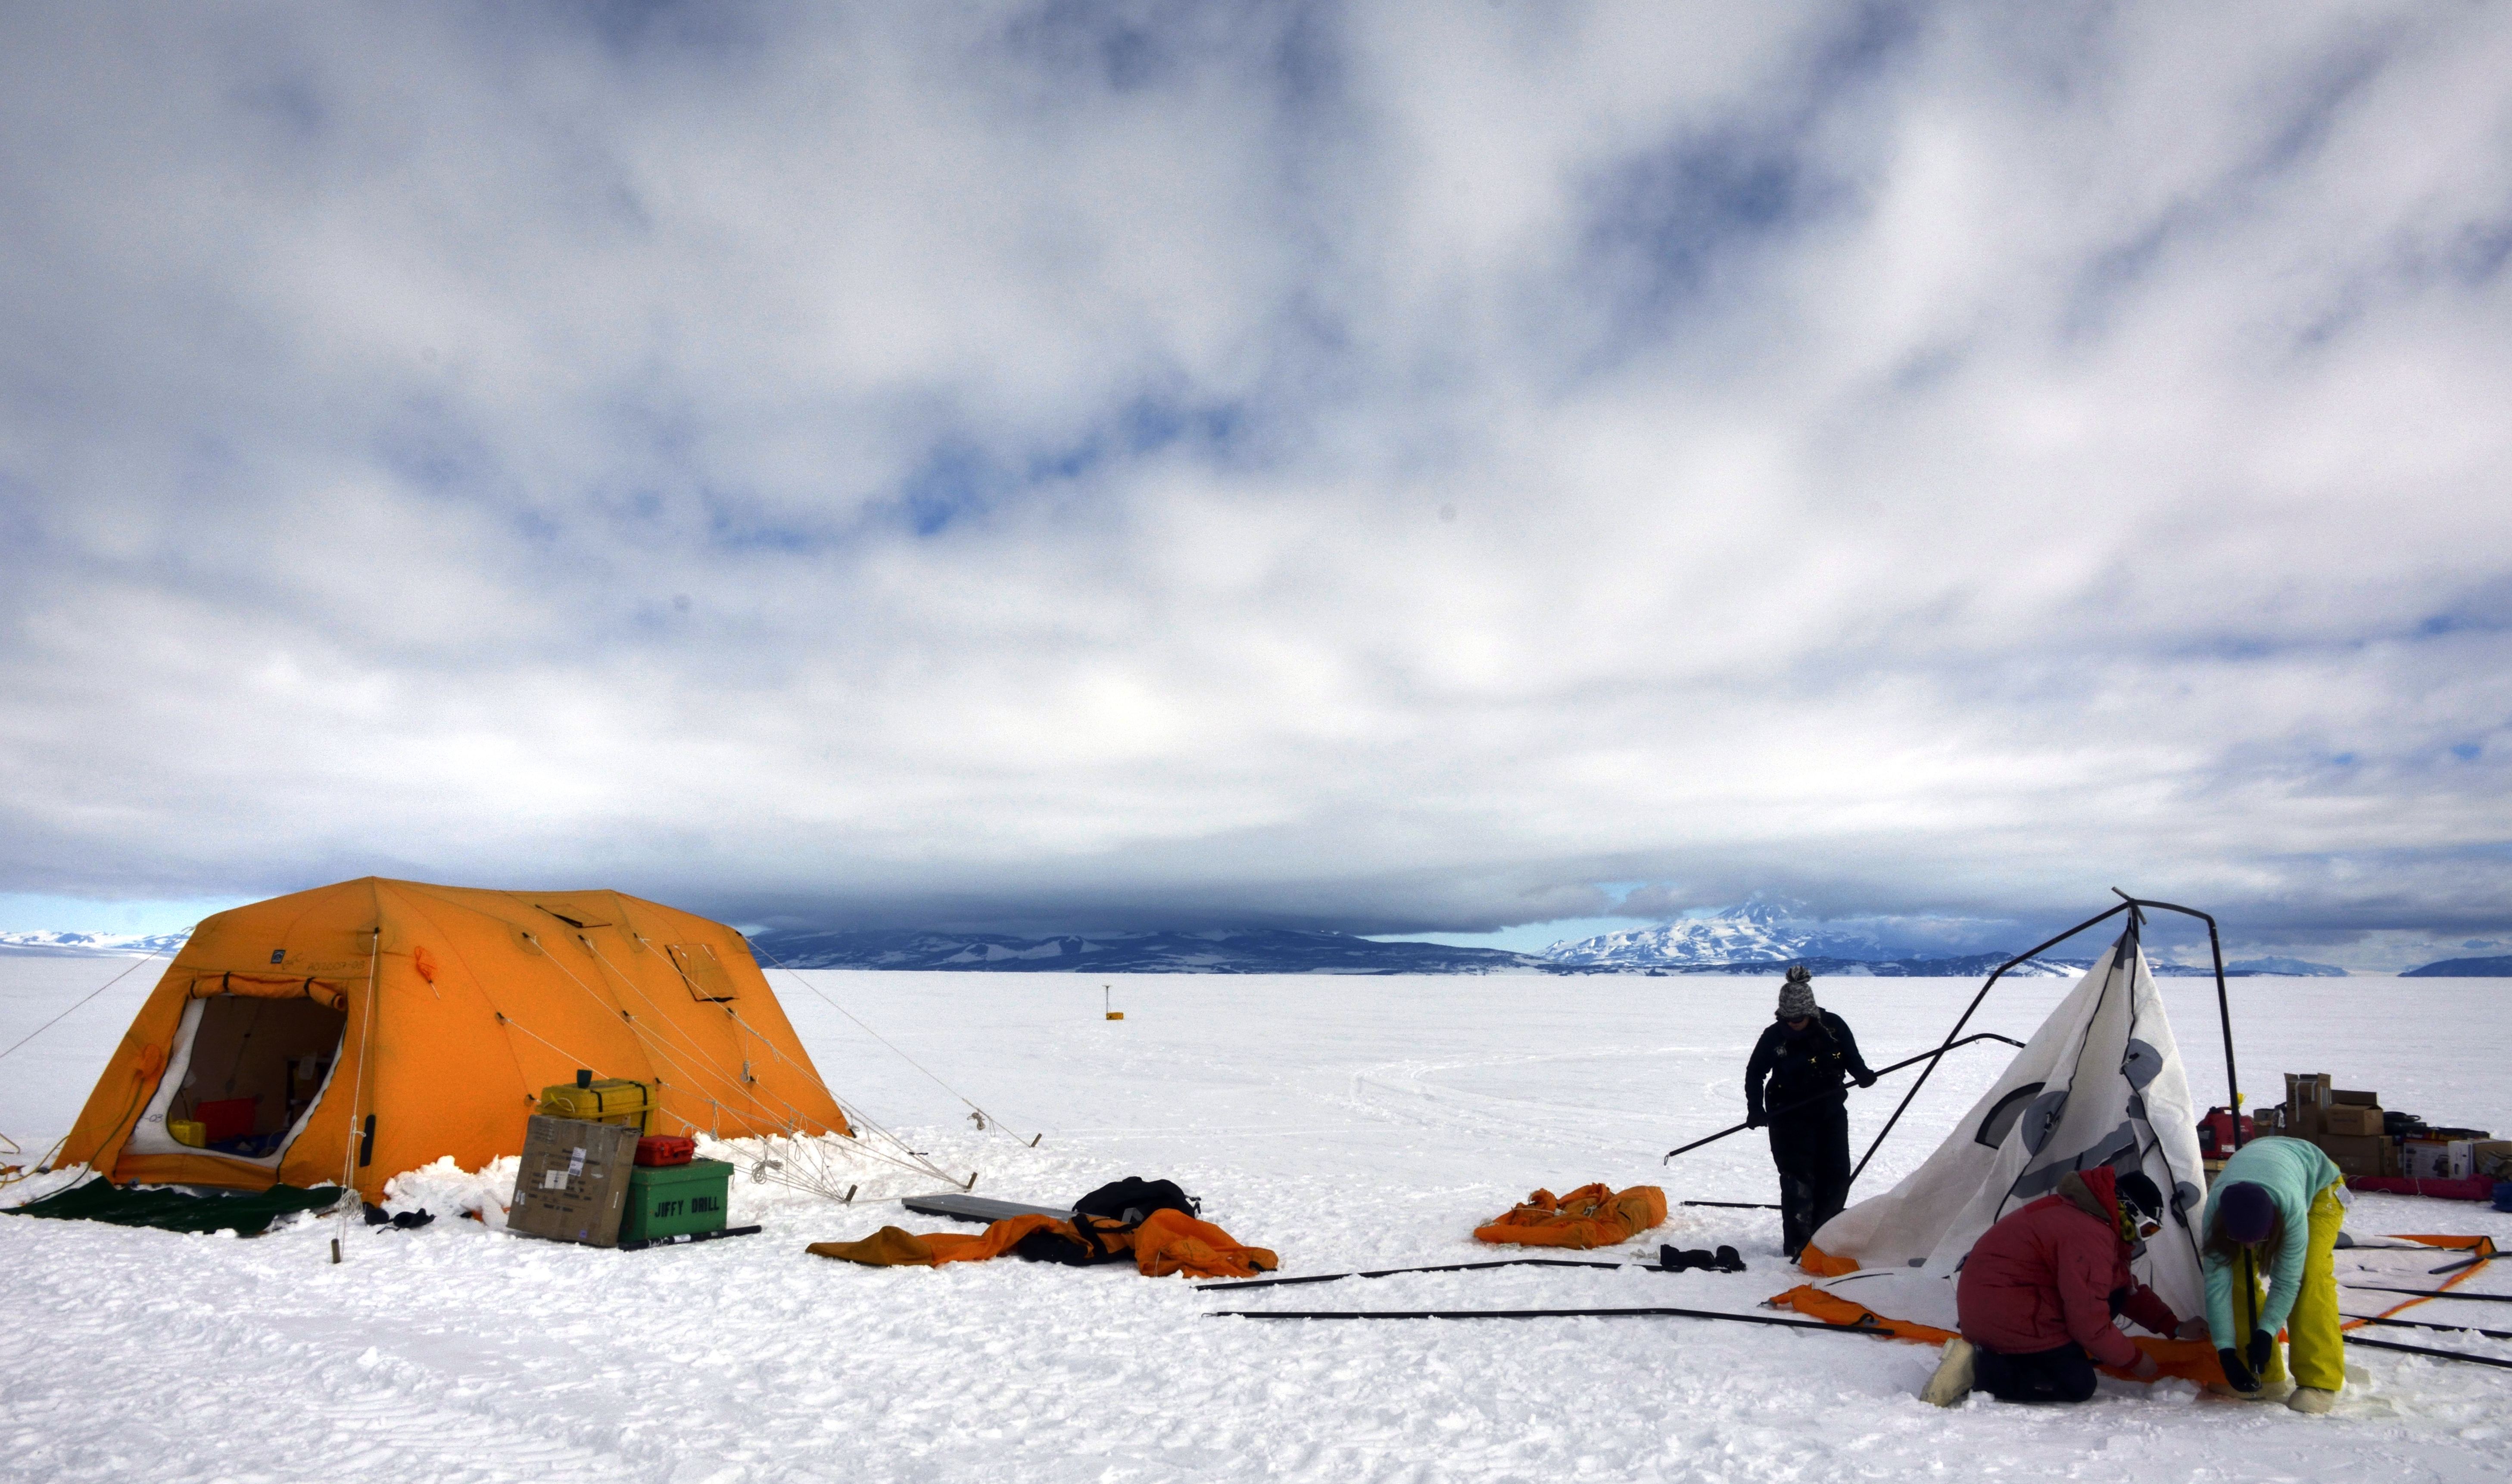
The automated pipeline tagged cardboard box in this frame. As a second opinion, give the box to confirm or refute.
[2312,1133,2388,1179]
[508,1114,639,1247]
[2331,1089,2378,1106]
[2322,1104,2385,1136]
[2282,1073,2333,1136]
[2471,1140,2512,1179]
[2400,1139,2473,1181]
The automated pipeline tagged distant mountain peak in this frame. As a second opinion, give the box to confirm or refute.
[0,928,192,956]
[1718,893,1811,927]
[744,925,1550,974]
[1546,899,1882,968]
[2225,956,2347,977]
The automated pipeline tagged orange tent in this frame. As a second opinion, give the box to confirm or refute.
[56,878,851,1201]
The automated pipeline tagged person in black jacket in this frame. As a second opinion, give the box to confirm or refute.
[1745,965,1876,1260]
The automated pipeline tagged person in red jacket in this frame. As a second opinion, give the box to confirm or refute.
[1922,1168,2206,1404]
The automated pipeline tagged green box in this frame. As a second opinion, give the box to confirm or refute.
[622,1158,733,1243]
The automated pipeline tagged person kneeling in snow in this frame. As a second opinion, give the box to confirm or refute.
[1922,1169,2205,1405]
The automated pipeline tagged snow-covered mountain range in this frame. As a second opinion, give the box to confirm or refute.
[0,929,191,957]
[0,903,2351,976]
[745,927,1549,975]
[1546,896,1889,968]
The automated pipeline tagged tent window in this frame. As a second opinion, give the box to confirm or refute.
[171,995,348,1157]
[532,896,614,929]
[667,943,738,1002]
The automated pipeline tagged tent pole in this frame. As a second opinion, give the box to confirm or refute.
[1845,902,2132,1190]
[2113,893,2241,1150]
[1667,1033,2026,1162]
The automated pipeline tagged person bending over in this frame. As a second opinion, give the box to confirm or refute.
[1923,1168,2205,1405]
[2203,1136,2347,1414]
[1743,966,1875,1260]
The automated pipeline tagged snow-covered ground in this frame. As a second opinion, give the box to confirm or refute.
[5,957,2512,1482]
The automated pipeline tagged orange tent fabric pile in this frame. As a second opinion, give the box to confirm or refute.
[808,1208,1279,1279]
[1474,1183,1667,1249]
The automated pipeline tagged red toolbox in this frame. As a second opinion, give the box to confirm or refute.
[635,1134,695,1167]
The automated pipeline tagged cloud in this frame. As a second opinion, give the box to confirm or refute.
[3,2,2511,944]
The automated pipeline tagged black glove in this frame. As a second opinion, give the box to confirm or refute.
[2247,1328,2274,1375]
[2217,1347,2260,1393]
[1854,1071,1876,1089]
[1745,1107,1766,1129]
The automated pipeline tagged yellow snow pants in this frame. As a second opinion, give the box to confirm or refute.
[2241,1182,2346,1392]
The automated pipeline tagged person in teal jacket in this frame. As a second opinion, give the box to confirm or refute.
[2200,1136,2346,1414]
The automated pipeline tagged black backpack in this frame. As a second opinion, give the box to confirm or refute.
[1071,1176,1200,1226]
[1010,1176,1202,1266]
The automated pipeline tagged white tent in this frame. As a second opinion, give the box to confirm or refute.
[1800,923,2208,1328]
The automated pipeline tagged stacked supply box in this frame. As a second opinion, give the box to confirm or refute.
[2400,1139,2474,1181]
[2277,1073,2395,1179]
[509,1114,640,1247]
[622,1158,733,1245]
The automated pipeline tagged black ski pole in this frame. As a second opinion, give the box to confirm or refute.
[1664,1033,2025,1162]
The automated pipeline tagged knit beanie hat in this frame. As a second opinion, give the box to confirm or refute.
[2113,1171,2164,1224]
[2216,1181,2275,1244]
[1776,975,1818,1020]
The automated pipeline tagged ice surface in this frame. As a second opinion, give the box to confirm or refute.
[6,959,2512,1481]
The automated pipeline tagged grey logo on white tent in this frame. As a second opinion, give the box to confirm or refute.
[2010,1120,2142,1200]
[1973,1083,2045,1148]
[2018,1088,2072,1154]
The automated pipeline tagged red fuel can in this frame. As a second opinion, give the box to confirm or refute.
[2197,1106,2253,1156]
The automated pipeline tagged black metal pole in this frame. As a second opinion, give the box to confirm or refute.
[2344,1335,2512,1372]
[1845,902,2131,1189]
[2113,891,2241,1148]
[1205,1305,1907,1335]
[1668,1033,2026,1163]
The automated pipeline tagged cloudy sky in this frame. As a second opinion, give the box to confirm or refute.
[4,2,2509,965]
